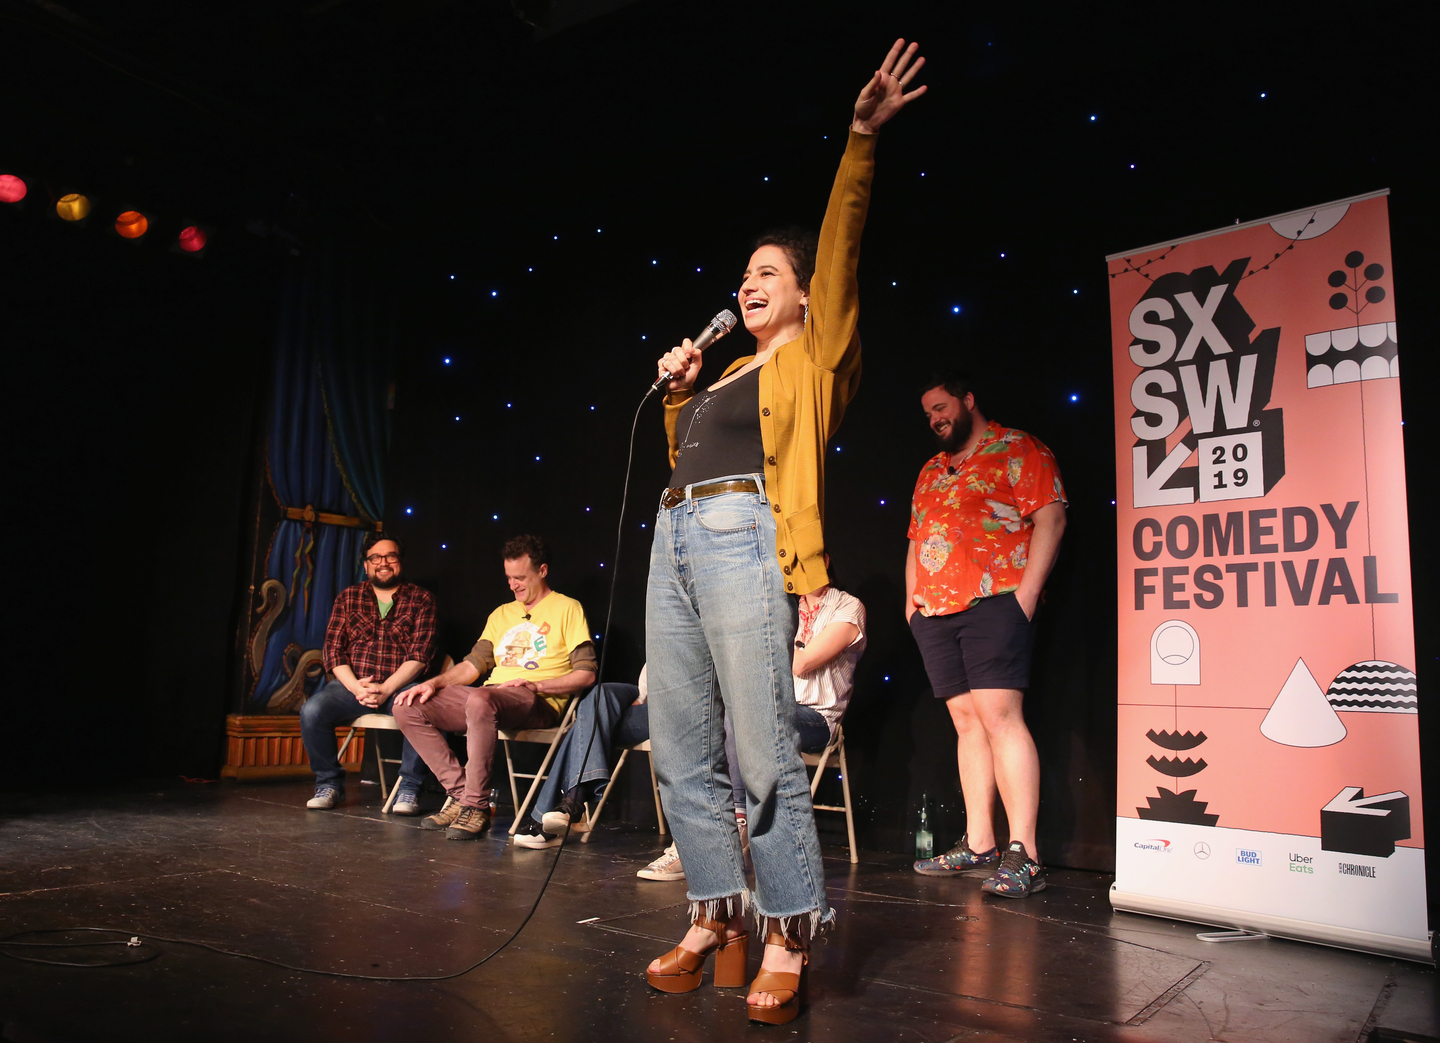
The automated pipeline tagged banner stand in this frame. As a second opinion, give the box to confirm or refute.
[1106,191,1431,965]
[1111,887,1432,963]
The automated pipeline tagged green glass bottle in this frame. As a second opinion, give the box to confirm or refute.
[916,793,934,859]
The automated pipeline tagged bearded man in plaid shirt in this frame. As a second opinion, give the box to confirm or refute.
[299,532,438,813]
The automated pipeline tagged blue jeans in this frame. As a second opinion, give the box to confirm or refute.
[728,705,830,810]
[528,683,647,823]
[298,678,428,789]
[794,705,832,757]
[646,477,830,925]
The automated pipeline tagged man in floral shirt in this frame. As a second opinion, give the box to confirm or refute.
[906,371,1066,898]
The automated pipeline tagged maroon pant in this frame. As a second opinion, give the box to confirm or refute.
[393,684,559,808]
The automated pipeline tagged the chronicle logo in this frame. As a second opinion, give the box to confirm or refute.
[1338,862,1378,879]
[1235,847,1263,866]
[1134,839,1172,853]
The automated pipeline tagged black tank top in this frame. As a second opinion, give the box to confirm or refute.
[668,367,764,488]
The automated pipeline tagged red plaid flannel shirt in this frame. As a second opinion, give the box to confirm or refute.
[323,582,437,681]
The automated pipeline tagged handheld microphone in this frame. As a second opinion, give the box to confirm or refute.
[650,309,739,392]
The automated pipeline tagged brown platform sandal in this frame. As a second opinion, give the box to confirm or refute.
[645,912,749,993]
[746,919,810,1025]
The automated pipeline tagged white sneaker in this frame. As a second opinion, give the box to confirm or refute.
[637,845,685,881]
[541,794,587,835]
[306,786,343,810]
[390,786,421,816]
[513,821,562,849]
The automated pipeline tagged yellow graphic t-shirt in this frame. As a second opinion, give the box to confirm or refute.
[478,592,592,713]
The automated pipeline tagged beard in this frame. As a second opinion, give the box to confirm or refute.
[370,571,401,591]
[934,410,974,454]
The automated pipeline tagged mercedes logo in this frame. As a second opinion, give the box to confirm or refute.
[1194,842,1211,859]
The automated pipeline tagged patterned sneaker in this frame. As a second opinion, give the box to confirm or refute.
[913,834,999,877]
[981,841,1047,898]
[636,845,685,881]
[391,782,422,816]
[445,805,491,841]
[422,796,462,830]
[512,820,562,849]
[540,794,586,835]
[306,786,344,810]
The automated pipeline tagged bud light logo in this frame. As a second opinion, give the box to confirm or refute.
[1134,839,1172,852]
[1235,847,1263,866]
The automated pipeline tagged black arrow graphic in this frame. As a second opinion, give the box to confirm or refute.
[1320,786,1411,858]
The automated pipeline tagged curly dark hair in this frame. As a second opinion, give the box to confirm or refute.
[362,531,404,558]
[502,534,549,570]
[753,226,819,294]
[920,368,975,406]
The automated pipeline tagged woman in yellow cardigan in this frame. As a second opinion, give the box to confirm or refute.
[642,40,926,1023]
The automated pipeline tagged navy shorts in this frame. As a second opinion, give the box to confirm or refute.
[909,592,1034,697]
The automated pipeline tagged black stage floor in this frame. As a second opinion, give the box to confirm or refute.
[2,781,1436,1043]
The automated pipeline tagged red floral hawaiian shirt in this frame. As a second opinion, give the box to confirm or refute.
[907,421,1066,616]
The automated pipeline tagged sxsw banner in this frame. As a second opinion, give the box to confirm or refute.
[1106,192,1430,962]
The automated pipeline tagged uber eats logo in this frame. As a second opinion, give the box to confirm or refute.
[1127,259,1285,508]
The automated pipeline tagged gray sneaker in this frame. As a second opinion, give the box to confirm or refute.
[391,782,422,816]
[981,841,1047,898]
[914,834,1000,877]
[306,786,344,810]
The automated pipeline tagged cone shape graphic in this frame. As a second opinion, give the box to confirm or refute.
[1261,657,1347,748]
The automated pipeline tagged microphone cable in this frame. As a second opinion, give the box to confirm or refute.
[0,385,665,982]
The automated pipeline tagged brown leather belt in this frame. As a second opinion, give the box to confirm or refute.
[659,478,760,510]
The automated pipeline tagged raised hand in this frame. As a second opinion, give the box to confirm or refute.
[852,38,927,134]
[657,338,703,392]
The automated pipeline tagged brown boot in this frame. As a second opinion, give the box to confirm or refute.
[422,796,462,830]
[445,805,491,841]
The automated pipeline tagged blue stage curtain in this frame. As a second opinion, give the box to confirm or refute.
[315,250,393,523]
[249,249,393,710]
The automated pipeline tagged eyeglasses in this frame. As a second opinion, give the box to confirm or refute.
[365,553,400,565]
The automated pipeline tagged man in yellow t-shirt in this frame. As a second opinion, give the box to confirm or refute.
[394,534,596,840]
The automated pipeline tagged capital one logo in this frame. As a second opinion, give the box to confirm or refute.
[1126,260,1285,508]
[1134,839,1172,852]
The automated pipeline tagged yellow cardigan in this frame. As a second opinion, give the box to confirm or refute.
[664,130,875,596]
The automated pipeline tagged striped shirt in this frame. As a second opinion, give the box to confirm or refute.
[795,587,867,739]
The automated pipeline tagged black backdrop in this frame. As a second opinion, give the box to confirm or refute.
[4,2,1435,891]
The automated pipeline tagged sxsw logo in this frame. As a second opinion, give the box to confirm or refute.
[1125,259,1286,507]
[1235,847,1263,866]
[1134,839,1172,853]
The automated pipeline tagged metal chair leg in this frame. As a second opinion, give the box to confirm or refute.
[809,745,834,798]
[649,751,666,836]
[510,729,568,836]
[838,740,858,864]
[581,748,629,844]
